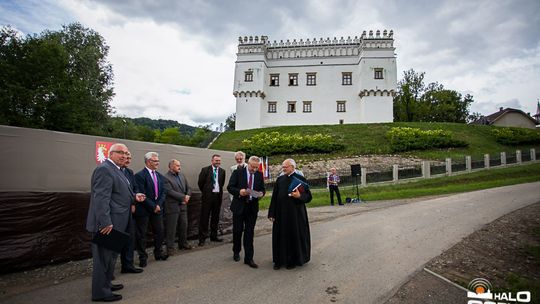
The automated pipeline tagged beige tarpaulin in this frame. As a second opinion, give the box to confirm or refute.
[0,125,236,272]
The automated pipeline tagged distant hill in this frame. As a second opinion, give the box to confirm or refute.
[131,117,197,134]
[210,122,540,162]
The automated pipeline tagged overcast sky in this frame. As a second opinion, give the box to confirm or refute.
[1,0,539,127]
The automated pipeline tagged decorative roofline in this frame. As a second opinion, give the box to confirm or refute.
[233,90,266,98]
[359,89,396,98]
[238,30,394,48]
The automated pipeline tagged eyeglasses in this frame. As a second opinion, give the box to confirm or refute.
[149,159,160,162]
[111,150,128,155]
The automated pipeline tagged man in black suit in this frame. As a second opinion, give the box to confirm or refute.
[227,156,265,268]
[197,154,225,246]
[86,143,145,302]
[134,152,168,267]
[119,152,143,274]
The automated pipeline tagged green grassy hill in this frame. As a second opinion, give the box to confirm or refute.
[210,122,539,163]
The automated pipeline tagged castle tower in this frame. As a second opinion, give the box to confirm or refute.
[357,30,397,123]
[233,36,268,130]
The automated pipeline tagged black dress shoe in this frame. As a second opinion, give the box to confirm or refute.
[244,260,258,268]
[198,240,205,247]
[92,293,122,302]
[233,253,240,262]
[121,267,143,274]
[139,260,147,268]
[155,254,169,261]
[180,244,193,250]
[273,264,281,270]
[111,284,123,291]
[210,237,223,242]
[286,264,296,270]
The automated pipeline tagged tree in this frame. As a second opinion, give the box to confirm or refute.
[0,23,114,134]
[393,69,473,123]
[225,113,236,131]
[393,69,426,122]
[467,111,483,123]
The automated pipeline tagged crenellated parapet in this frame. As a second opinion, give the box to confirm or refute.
[359,89,396,98]
[233,90,266,98]
[360,30,394,49]
[237,30,395,58]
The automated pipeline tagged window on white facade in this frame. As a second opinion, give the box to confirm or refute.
[337,101,346,112]
[268,102,277,113]
[303,101,312,113]
[287,101,296,113]
[374,68,383,79]
[245,71,253,82]
[342,72,352,85]
[270,74,280,86]
[289,73,298,86]
[306,73,316,86]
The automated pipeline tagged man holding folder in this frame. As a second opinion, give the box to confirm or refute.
[86,143,144,302]
[227,156,265,268]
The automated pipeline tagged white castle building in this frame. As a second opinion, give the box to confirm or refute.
[233,30,397,130]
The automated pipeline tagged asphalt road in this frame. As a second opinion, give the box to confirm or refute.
[4,182,540,304]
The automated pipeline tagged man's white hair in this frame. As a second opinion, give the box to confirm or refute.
[248,155,260,163]
[108,143,127,157]
[235,151,246,159]
[144,152,159,162]
[284,158,296,168]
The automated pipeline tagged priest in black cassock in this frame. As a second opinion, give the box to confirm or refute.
[268,158,312,270]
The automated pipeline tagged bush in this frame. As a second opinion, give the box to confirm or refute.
[387,127,468,152]
[492,127,540,145]
[241,131,344,156]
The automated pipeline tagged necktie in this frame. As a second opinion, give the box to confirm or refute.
[213,167,217,184]
[248,173,253,189]
[152,170,159,199]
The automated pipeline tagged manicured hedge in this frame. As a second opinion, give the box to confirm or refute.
[241,131,344,156]
[491,127,540,145]
[387,127,468,152]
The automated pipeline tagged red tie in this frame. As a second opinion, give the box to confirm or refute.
[248,173,253,189]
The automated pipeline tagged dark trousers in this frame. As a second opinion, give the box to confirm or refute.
[177,206,189,247]
[164,212,179,250]
[91,241,117,299]
[120,214,135,269]
[329,185,342,205]
[232,203,258,262]
[134,213,164,261]
[199,193,222,241]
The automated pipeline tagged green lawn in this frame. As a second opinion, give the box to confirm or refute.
[211,122,539,164]
[257,162,540,209]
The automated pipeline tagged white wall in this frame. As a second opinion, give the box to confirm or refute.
[234,35,397,130]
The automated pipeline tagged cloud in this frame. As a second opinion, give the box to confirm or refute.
[1,0,539,127]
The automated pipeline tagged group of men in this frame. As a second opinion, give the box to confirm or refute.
[86,145,312,302]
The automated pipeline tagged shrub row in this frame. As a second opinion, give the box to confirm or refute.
[241,131,344,156]
[491,127,540,145]
[387,127,468,152]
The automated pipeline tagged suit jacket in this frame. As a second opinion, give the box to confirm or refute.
[198,165,225,200]
[163,170,192,215]
[122,167,136,191]
[227,168,265,215]
[86,160,134,233]
[134,168,167,217]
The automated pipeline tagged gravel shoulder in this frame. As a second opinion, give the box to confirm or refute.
[385,201,540,304]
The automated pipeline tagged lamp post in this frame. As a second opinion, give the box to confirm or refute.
[122,119,127,139]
